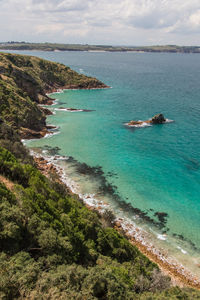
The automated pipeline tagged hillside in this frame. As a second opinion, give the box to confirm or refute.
[0,52,107,138]
[0,53,200,299]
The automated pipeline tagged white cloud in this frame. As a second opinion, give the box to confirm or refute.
[28,0,89,13]
[1,0,200,45]
[36,23,65,34]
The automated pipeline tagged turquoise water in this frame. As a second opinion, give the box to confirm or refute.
[9,50,200,274]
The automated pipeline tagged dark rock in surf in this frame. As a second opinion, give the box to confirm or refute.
[151,113,166,124]
[127,113,167,126]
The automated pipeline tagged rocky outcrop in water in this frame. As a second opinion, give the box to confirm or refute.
[128,113,167,126]
[57,107,94,112]
[151,113,166,124]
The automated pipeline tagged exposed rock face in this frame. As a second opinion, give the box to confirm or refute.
[19,127,48,139]
[40,107,53,115]
[151,113,166,124]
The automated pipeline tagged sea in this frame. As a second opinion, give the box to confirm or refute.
[5,50,200,279]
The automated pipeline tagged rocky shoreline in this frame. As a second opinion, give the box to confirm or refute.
[32,150,200,290]
[27,93,200,290]
[21,86,106,139]
[0,52,109,140]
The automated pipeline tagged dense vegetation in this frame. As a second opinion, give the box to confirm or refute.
[1,53,200,299]
[1,42,200,53]
[0,77,46,131]
[1,146,200,299]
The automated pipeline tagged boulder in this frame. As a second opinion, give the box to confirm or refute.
[151,113,166,124]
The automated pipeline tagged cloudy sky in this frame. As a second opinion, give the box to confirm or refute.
[1,0,200,45]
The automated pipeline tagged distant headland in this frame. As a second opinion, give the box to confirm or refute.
[1,42,200,53]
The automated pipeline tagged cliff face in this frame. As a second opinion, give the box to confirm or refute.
[0,52,108,138]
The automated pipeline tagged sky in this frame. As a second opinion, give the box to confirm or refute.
[1,0,200,45]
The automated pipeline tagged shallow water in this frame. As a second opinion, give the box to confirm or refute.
[10,50,200,278]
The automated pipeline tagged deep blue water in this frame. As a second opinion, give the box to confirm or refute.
[7,50,200,273]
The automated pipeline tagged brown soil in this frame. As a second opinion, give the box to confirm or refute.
[0,175,15,191]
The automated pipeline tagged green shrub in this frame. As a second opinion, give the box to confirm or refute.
[0,146,199,299]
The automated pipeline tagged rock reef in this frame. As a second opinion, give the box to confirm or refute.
[128,113,167,126]
[57,107,94,112]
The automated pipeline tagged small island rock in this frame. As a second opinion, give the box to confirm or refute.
[151,113,166,124]
[127,113,167,126]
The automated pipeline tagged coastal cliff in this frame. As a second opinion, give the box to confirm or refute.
[0,53,200,299]
[0,52,108,138]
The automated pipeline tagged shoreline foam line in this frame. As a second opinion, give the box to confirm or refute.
[30,149,200,290]
[26,89,200,289]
